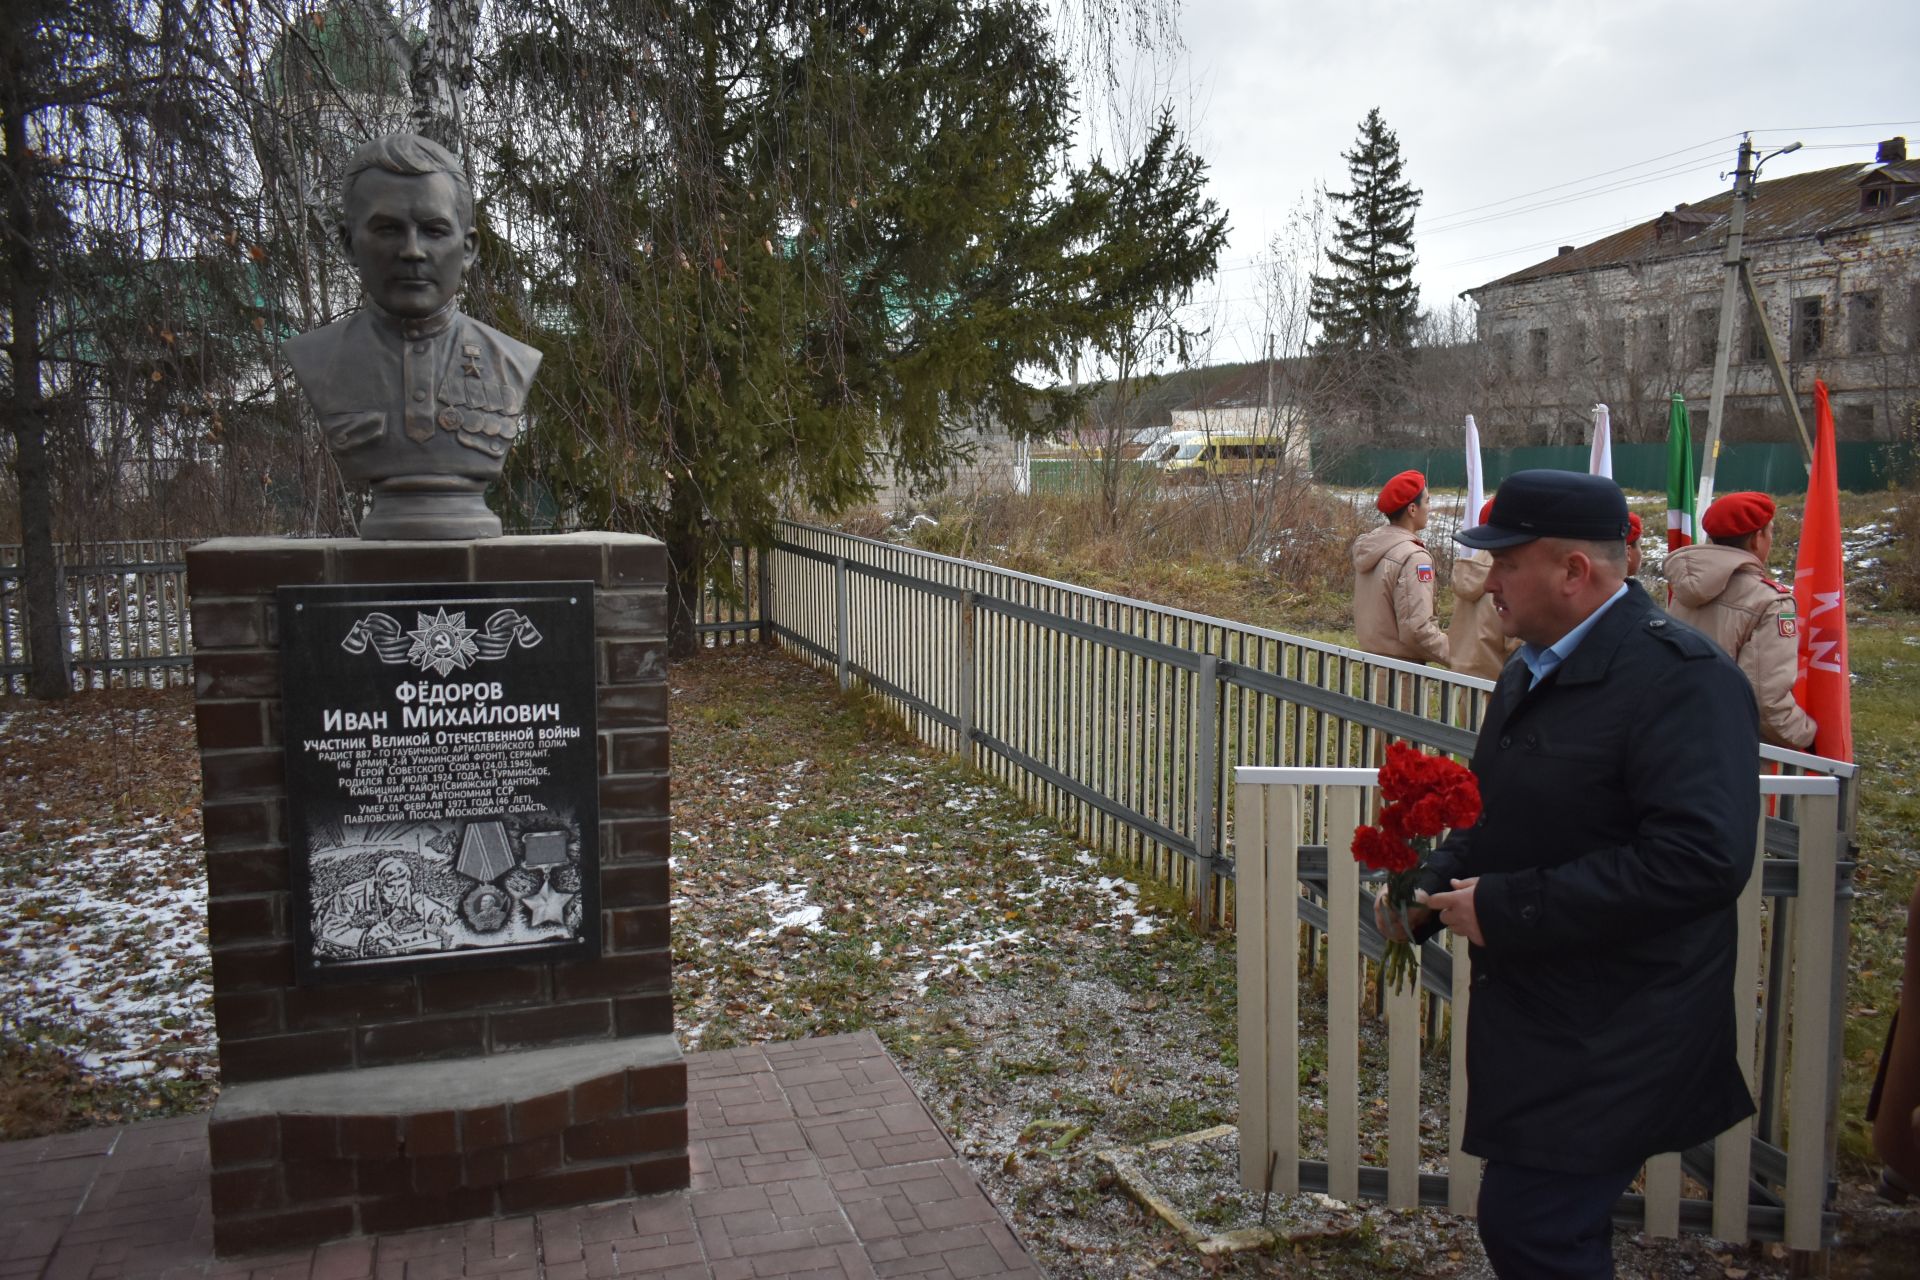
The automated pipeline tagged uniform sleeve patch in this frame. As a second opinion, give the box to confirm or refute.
[1779,615,1797,637]
[1416,564,1434,582]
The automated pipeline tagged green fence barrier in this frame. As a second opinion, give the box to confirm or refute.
[1028,458,1159,495]
[1313,441,1917,495]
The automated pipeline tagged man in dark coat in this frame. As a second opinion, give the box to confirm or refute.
[1389,470,1760,1278]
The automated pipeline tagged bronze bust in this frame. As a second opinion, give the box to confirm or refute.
[284,133,541,540]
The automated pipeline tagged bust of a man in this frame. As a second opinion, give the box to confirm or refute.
[284,133,541,540]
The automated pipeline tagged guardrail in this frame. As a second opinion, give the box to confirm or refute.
[1233,766,1851,1252]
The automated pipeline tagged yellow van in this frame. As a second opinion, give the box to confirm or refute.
[1160,433,1293,480]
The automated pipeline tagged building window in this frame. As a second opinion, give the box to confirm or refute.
[1528,327,1549,376]
[1836,402,1875,439]
[1491,332,1514,377]
[1692,306,1720,368]
[1846,291,1881,354]
[1744,310,1770,364]
[1603,317,1627,373]
[1645,314,1671,370]
[1792,296,1824,360]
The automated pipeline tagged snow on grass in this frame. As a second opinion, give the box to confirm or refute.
[0,822,211,1079]
[0,690,213,1119]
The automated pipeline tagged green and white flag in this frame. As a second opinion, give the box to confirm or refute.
[1664,395,1697,551]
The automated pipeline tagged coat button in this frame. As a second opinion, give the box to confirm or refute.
[1648,618,1667,629]
[1499,735,1511,749]
[1524,732,1538,749]
[412,388,427,402]
[1521,904,1538,922]
[413,342,430,354]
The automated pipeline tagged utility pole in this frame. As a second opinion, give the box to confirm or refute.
[1699,136,1813,513]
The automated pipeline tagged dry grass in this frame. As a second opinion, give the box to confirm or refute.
[872,478,1370,632]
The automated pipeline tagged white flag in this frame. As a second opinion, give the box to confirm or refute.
[1464,414,1485,524]
[1589,404,1614,479]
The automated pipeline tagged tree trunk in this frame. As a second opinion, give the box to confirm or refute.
[409,0,482,154]
[3,51,71,700]
[664,492,707,662]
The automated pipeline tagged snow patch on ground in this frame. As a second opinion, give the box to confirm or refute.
[0,819,212,1084]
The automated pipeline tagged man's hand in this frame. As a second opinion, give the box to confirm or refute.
[1416,877,1484,947]
[1374,890,1434,941]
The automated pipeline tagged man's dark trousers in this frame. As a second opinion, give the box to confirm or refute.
[1477,1161,1639,1279]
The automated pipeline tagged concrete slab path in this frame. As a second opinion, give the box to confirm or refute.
[0,1032,1042,1280]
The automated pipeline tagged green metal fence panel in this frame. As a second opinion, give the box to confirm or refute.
[1027,458,1157,496]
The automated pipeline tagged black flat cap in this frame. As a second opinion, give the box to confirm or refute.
[1455,470,1631,549]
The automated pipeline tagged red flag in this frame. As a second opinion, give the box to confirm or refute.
[1792,382,1853,762]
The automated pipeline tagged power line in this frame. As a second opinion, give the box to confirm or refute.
[1421,121,1919,234]
[1423,156,1728,236]
[1432,216,1644,272]
[1422,132,1738,227]
[1749,119,1920,133]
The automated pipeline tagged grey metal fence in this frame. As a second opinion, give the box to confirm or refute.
[764,520,1858,927]
[0,541,193,694]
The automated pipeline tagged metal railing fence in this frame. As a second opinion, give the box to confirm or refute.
[765,520,1857,926]
[1,541,193,694]
[1235,767,1852,1251]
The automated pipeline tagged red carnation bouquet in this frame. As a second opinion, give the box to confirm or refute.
[1351,741,1483,994]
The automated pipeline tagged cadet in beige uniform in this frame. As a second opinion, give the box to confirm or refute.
[1353,470,1449,666]
[1448,498,1519,680]
[1664,491,1815,749]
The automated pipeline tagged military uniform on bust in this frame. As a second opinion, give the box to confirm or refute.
[285,304,540,473]
[1664,491,1815,750]
[1353,469,1450,666]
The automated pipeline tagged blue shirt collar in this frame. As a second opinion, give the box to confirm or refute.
[1518,583,1630,689]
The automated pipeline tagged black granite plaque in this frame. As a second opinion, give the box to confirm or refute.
[279,582,599,982]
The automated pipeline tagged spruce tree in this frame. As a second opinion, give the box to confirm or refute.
[475,0,1215,654]
[1310,108,1421,353]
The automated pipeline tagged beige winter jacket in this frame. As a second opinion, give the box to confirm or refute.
[1352,525,1449,665]
[1446,552,1519,680]
[1664,544,1816,749]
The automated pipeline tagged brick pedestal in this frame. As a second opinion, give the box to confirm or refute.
[187,534,682,1255]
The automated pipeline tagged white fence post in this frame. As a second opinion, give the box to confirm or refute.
[1784,780,1840,1253]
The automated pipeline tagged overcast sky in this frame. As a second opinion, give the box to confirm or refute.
[1125,0,1920,367]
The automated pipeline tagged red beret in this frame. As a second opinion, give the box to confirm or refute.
[1479,499,1495,524]
[1376,470,1426,513]
[1701,492,1775,539]
[1626,513,1642,540]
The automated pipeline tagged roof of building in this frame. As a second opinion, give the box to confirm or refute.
[1470,146,1920,296]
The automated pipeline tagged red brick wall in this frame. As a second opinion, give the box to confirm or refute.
[189,535,685,1252]
[189,535,672,1084]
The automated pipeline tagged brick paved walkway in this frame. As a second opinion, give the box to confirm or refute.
[0,1032,1041,1280]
